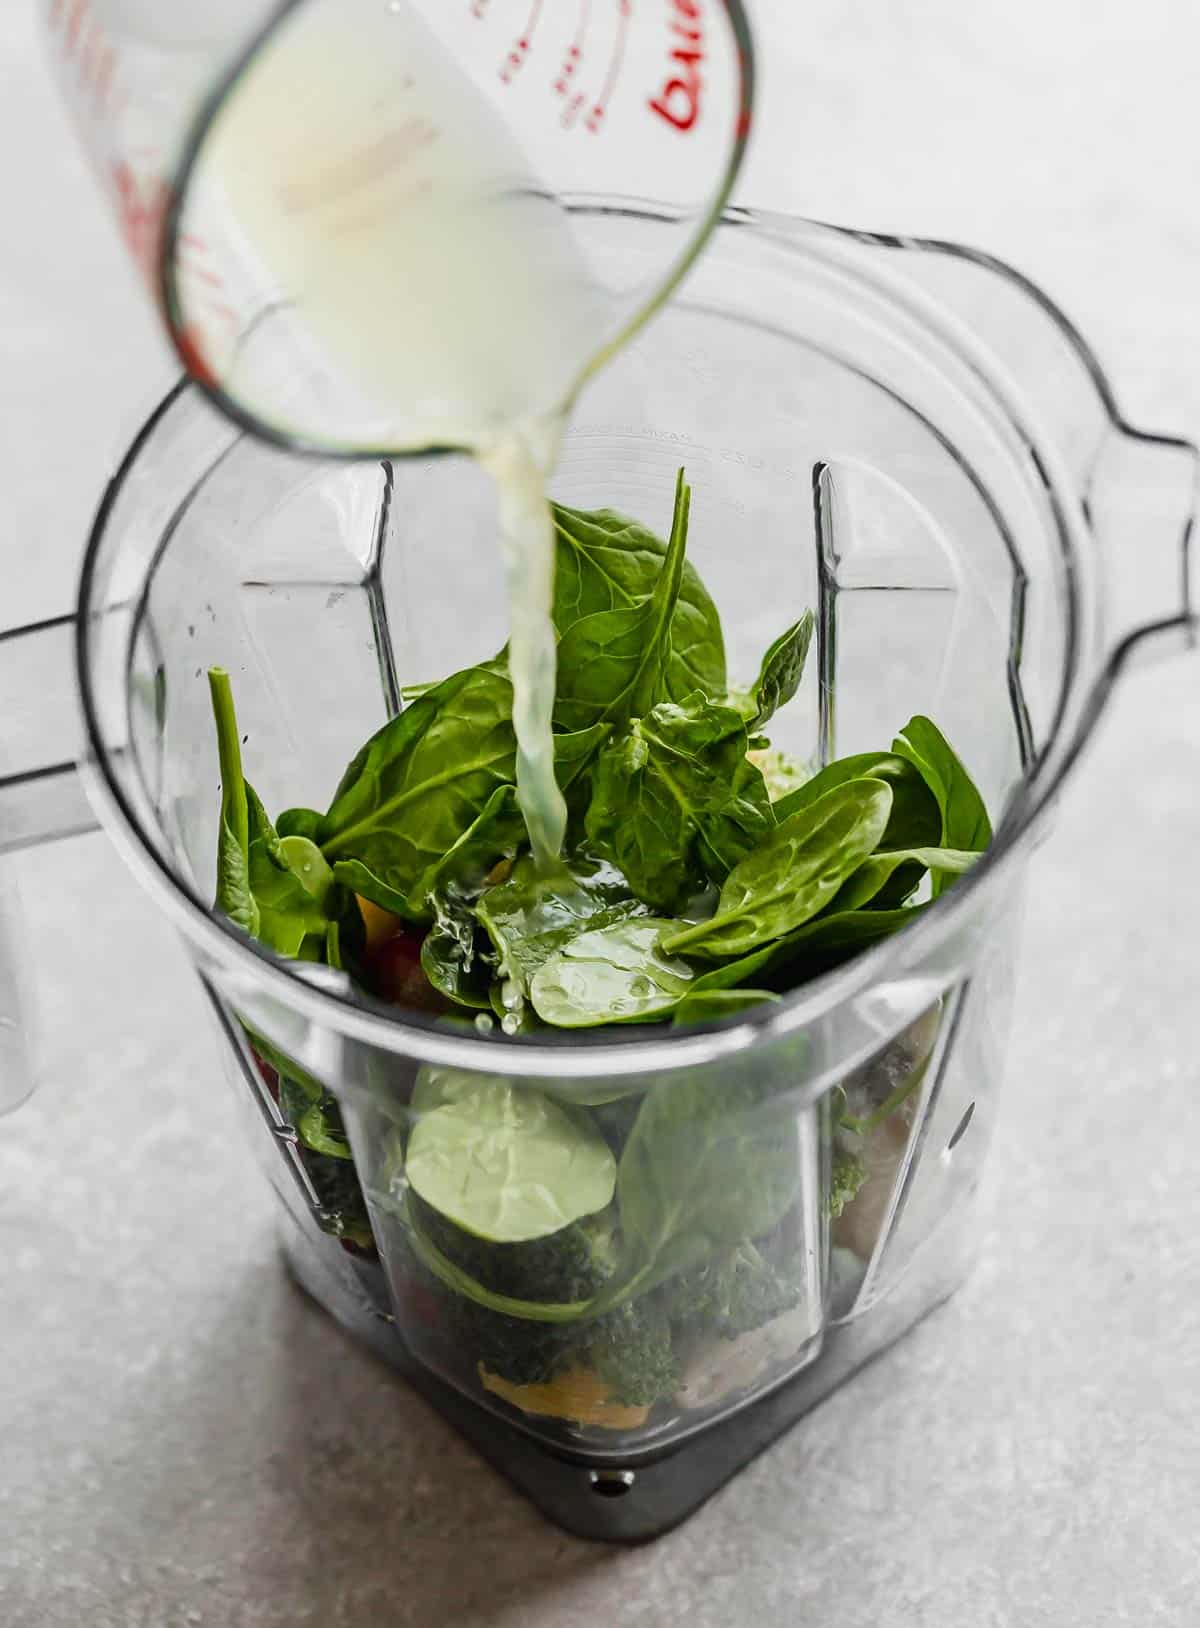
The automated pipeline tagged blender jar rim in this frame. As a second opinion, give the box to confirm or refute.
[73,201,1183,1077]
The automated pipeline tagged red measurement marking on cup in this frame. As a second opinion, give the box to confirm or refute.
[555,0,591,97]
[649,0,705,133]
[174,325,220,390]
[43,0,240,386]
[46,0,113,118]
[64,0,88,51]
[92,43,116,115]
[584,0,631,133]
[111,160,171,281]
[499,0,544,83]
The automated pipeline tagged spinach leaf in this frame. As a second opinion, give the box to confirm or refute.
[210,669,258,936]
[412,784,522,903]
[551,488,725,703]
[477,855,650,1008]
[774,751,942,854]
[769,903,929,959]
[316,666,516,921]
[551,722,613,819]
[892,716,992,895]
[420,887,493,1010]
[328,858,415,921]
[672,989,780,1026]
[216,819,258,938]
[827,845,981,914]
[682,948,780,994]
[248,832,333,958]
[277,834,334,900]
[403,458,728,730]
[584,693,773,912]
[296,1100,355,1160]
[275,807,324,842]
[662,778,895,961]
[530,918,695,1028]
[406,1073,617,1243]
[588,1069,802,1311]
[209,670,334,957]
[317,668,616,922]
[747,611,815,730]
[670,900,929,993]
[552,469,691,733]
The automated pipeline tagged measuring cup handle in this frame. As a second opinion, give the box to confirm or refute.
[0,615,96,856]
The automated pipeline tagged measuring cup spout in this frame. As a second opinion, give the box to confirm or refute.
[0,615,95,855]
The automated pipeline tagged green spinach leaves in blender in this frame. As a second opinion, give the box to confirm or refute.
[206,469,992,1424]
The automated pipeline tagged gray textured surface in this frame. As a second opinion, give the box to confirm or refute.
[2,4,1199,1625]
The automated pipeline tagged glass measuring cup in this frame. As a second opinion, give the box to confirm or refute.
[41,0,755,456]
[2,207,1196,1537]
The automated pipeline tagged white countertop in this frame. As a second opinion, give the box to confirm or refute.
[3,4,1199,1624]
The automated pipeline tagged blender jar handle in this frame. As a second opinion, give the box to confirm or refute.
[1084,425,1199,683]
[0,614,96,1114]
[763,216,1200,675]
[0,614,96,855]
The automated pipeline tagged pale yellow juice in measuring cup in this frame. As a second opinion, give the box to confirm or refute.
[203,5,610,866]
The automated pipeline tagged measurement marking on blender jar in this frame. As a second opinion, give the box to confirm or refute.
[47,0,111,116]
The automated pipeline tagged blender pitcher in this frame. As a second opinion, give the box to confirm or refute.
[40,0,755,455]
[2,207,1196,1542]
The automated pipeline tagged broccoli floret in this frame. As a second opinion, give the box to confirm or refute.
[400,1200,616,1389]
[667,1241,800,1344]
[451,1297,577,1389]
[462,1295,678,1409]
[391,1217,571,1387]
[586,1298,680,1407]
[400,1201,680,1406]
[828,1140,868,1219]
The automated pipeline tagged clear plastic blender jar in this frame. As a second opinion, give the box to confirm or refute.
[1,205,1195,1539]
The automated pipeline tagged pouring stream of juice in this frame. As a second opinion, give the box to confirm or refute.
[200,8,608,870]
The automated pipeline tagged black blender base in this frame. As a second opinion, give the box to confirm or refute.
[364,1308,954,1544]
[284,1237,966,1545]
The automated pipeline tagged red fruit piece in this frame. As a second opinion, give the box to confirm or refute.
[250,1046,280,1103]
[365,928,448,1015]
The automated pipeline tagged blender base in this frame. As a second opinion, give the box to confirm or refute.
[280,1225,971,1545]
